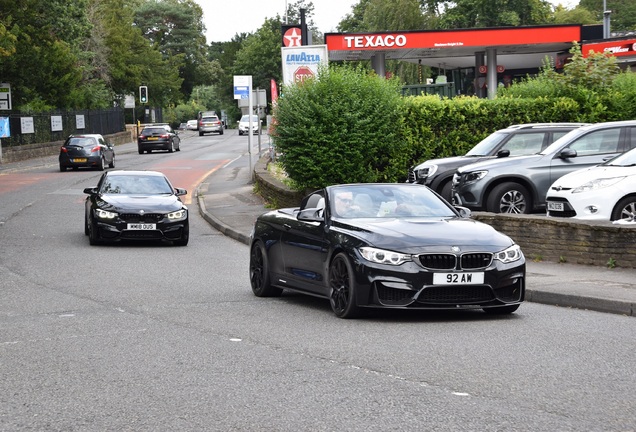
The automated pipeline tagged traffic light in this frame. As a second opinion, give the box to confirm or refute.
[139,86,148,104]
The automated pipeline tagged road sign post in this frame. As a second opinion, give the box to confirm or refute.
[234,76,254,180]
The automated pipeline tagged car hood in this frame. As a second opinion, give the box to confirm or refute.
[99,194,184,213]
[334,217,514,253]
[456,154,543,173]
[413,155,492,170]
[551,166,636,188]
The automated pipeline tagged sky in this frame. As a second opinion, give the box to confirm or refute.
[195,0,578,44]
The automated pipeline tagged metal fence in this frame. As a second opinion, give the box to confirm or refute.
[0,107,126,147]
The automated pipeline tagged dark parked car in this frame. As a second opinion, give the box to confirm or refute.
[59,134,115,172]
[407,123,588,201]
[83,170,189,246]
[137,125,181,154]
[249,183,525,318]
[452,120,636,214]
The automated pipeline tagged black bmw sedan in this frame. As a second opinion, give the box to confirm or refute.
[249,183,525,318]
[84,170,189,246]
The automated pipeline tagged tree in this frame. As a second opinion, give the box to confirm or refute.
[0,0,88,109]
[338,0,372,32]
[233,18,284,94]
[438,0,552,28]
[133,0,213,100]
[579,0,636,32]
[551,4,598,25]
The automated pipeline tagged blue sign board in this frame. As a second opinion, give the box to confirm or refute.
[0,117,10,138]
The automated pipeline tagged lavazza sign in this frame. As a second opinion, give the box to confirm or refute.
[343,34,408,48]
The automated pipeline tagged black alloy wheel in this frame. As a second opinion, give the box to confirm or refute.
[329,253,360,318]
[88,214,101,245]
[249,241,282,297]
[169,140,174,153]
[97,156,105,171]
[108,154,115,168]
[487,182,531,214]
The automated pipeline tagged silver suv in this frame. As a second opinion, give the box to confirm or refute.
[198,114,224,136]
[407,123,586,201]
[452,120,636,213]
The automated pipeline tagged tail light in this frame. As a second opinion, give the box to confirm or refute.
[60,147,68,153]
[91,146,101,153]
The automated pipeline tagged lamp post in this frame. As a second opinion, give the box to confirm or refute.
[603,0,611,39]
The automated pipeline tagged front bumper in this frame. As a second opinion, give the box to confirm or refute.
[94,211,188,242]
[352,256,526,310]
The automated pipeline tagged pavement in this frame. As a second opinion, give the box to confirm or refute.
[196,154,636,318]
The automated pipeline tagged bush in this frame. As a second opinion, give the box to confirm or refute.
[273,65,409,190]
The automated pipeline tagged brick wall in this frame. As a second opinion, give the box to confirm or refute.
[254,156,636,269]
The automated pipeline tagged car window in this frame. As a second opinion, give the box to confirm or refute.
[141,128,165,135]
[500,132,545,155]
[68,137,96,147]
[568,128,621,155]
[240,115,259,122]
[552,131,570,142]
[465,132,507,156]
[629,127,636,150]
[202,117,218,122]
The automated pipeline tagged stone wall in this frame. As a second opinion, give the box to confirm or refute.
[254,156,636,269]
[1,131,133,164]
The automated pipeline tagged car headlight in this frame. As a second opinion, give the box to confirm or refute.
[359,247,412,265]
[493,244,523,264]
[463,170,488,184]
[415,164,438,180]
[167,209,187,220]
[96,209,117,219]
[572,177,625,193]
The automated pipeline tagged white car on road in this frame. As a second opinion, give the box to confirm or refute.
[546,146,636,221]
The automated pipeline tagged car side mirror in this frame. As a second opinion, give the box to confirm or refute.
[496,149,510,158]
[558,148,577,159]
[454,206,472,218]
[83,187,98,195]
[297,208,324,222]
[175,188,187,196]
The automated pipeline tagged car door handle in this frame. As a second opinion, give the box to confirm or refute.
[283,224,292,231]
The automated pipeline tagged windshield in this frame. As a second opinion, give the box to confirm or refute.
[329,184,456,219]
[605,147,636,166]
[240,115,259,122]
[465,132,507,156]
[100,175,173,195]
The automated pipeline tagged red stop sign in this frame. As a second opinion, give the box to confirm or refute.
[294,66,314,83]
